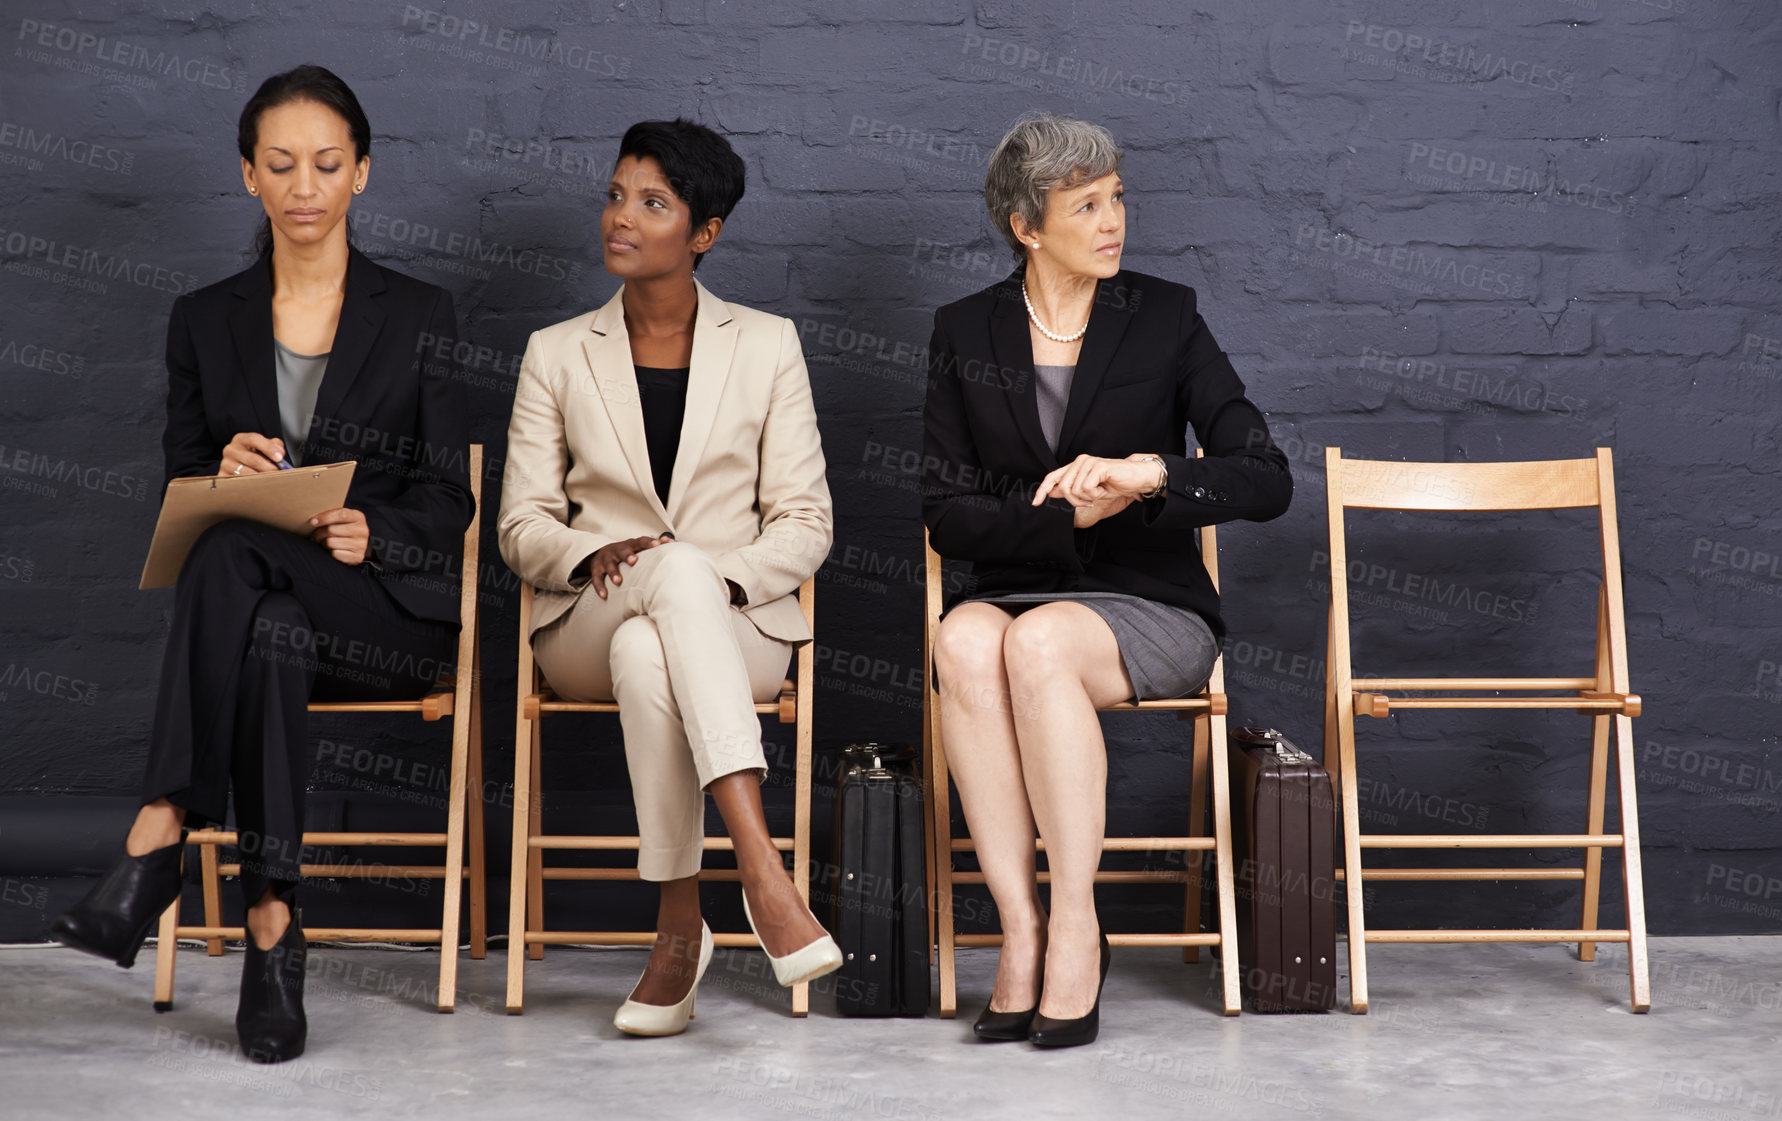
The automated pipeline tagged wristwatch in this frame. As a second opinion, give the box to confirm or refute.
[1138,455,1168,500]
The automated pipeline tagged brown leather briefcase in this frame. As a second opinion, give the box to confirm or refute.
[1226,726,1337,1012]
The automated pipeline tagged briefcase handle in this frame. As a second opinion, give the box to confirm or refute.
[1230,726,1316,765]
[839,741,917,777]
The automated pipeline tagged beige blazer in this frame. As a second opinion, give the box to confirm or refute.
[498,279,832,645]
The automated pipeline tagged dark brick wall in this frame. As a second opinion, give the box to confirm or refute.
[1,1,1778,940]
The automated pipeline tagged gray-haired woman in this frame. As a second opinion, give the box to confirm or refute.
[921,113,1292,1047]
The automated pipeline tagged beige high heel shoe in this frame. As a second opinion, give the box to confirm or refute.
[613,922,713,1037]
[742,891,843,987]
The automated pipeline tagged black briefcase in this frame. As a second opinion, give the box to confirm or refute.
[831,742,930,1017]
[1226,726,1337,1012]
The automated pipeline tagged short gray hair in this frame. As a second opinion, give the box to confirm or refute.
[984,112,1123,259]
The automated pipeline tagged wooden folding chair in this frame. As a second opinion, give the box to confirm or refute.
[923,521,1242,1019]
[505,577,817,1015]
[152,444,488,1014]
[1322,446,1648,1013]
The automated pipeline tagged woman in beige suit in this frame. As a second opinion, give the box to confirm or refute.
[498,119,841,1035]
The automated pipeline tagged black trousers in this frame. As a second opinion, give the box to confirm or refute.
[142,519,457,905]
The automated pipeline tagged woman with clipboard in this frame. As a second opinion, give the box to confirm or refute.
[50,66,474,1065]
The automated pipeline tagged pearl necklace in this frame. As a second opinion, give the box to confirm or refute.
[1021,280,1088,343]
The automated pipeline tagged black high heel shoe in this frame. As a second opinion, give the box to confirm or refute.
[974,930,1048,1041]
[1029,932,1111,1049]
[974,988,1042,1042]
[237,903,308,1064]
[50,831,187,968]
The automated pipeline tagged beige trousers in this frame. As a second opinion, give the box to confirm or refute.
[532,541,794,882]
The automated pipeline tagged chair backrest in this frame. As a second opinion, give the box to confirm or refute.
[1322,446,1628,691]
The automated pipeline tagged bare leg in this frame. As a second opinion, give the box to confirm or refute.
[933,603,1048,1013]
[626,877,706,1006]
[1002,603,1134,1021]
[709,772,826,957]
[124,798,186,856]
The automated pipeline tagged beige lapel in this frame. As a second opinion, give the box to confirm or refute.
[665,279,738,522]
[580,287,671,526]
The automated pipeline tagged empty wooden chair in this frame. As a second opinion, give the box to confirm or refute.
[1321,447,1647,1013]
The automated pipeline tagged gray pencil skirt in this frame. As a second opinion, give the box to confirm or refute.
[945,591,1221,702]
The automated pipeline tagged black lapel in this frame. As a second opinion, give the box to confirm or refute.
[986,270,1057,467]
[310,246,388,427]
[1054,271,1137,455]
[226,255,281,439]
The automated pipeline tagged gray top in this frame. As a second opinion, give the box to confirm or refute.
[274,339,329,466]
[1032,363,1075,454]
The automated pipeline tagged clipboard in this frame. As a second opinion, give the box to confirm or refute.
[139,460,357,589]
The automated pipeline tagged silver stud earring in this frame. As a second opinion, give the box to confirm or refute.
[1031,242,1040,249]
[249,187,257,195]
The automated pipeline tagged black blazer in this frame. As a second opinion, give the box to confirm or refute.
[161,246,475,625]
[921,268,1291,641]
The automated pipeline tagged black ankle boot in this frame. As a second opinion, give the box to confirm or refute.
[237,905,307,1064]
[50,832,187,968]
[1029,933,1111,1049]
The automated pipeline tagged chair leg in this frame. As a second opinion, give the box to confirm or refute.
[1183,712,1209,964]
[1335,706,1369,1014]
[1207,712,1241,1016]
[200,842,223,956]
[932,726,958,1019]
[526,726,545,962]
[790,664,814,1019]
[505,709,537,1014]
[468,668,488,961]
[1580,588,1612,962]
[152,898,179,1012]
[1614,712,1652,1012]
[435,679,473,1014]
[921,694,938,967]
[1579,712,1611,962]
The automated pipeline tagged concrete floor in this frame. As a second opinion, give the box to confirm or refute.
[3,936,1778,1120]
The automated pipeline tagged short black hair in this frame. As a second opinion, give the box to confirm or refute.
[616,119,746,271]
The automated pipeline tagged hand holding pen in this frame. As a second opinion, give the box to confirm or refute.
[220,432,295,475]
